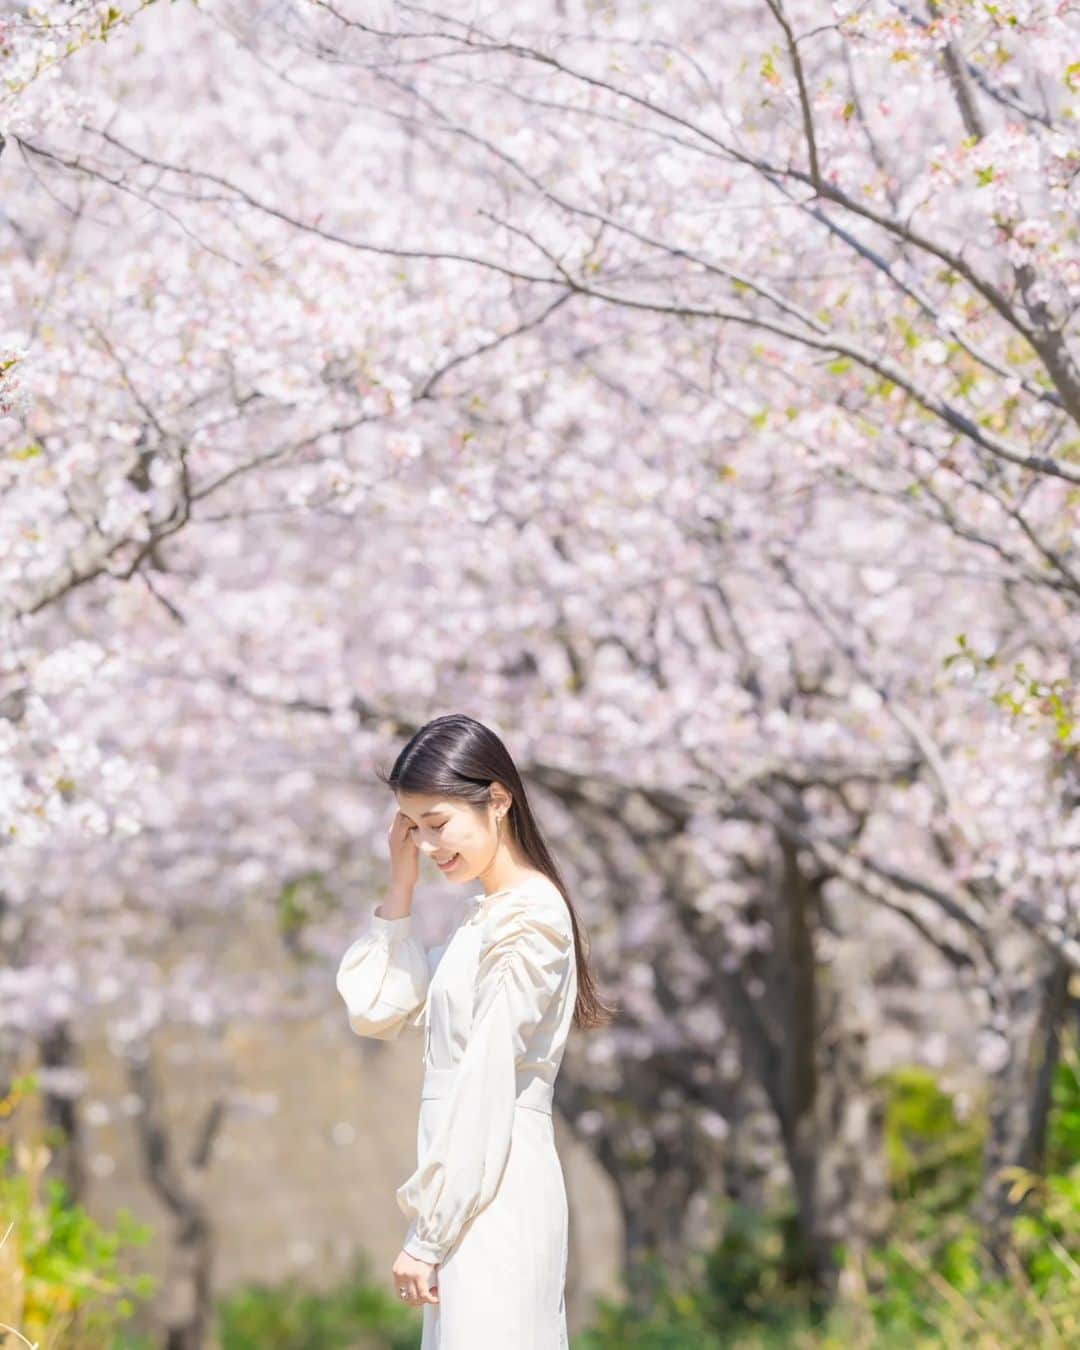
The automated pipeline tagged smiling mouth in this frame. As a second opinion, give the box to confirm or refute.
[435,854,460,868]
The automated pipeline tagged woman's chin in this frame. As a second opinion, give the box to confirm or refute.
[434,852,467,878]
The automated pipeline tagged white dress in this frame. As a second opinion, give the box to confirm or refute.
[335,874,577,1350]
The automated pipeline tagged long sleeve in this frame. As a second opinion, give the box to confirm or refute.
[335,904,430,1041]
[395,891,573,1264]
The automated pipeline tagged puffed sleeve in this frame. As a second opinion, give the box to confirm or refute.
[335,904,430,1041]
[395,891,573,1264]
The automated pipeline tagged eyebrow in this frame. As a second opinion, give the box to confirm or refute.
[401,808,446,820]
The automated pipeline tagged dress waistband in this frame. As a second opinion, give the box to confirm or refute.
[421,1064,554,1115]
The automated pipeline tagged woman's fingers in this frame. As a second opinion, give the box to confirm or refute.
[391,1252,439,1306]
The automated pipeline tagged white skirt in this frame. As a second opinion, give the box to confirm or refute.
[417,1095,570,1350]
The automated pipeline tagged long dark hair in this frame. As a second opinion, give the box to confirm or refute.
[376,714,616,1031]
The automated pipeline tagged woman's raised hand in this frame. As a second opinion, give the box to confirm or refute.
[387,808,421,898]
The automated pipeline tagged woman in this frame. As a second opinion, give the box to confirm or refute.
[335,713,614,1349]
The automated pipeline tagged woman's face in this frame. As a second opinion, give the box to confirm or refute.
[395,790,500,882]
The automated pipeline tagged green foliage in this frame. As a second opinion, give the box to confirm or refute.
[215,1251,421,1350]
[0,1072,156,1350]
[1045,1034,1080,1171]
[944,637,1078,752]
[573,1207,825,1350]
[879,1064,983,1212]
[274,869,333,944]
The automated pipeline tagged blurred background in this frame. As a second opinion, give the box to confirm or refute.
[1,1,1077,1346]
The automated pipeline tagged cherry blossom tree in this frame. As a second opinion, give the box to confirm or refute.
[2,0,1078,1322]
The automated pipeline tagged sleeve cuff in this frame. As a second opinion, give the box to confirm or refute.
[370,904,411,938]
[402,1228,444,1265]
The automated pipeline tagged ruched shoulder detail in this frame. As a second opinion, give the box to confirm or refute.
[472,888,573,1040]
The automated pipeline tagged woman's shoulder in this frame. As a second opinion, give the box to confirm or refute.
[479,875,573,944]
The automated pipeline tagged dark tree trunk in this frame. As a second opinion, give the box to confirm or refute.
[557,1063,715,1311]
[123,1043,225,1350]
[731,834,890,1293]
[38,1020,86,1203]
[978,930,1071,1272]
